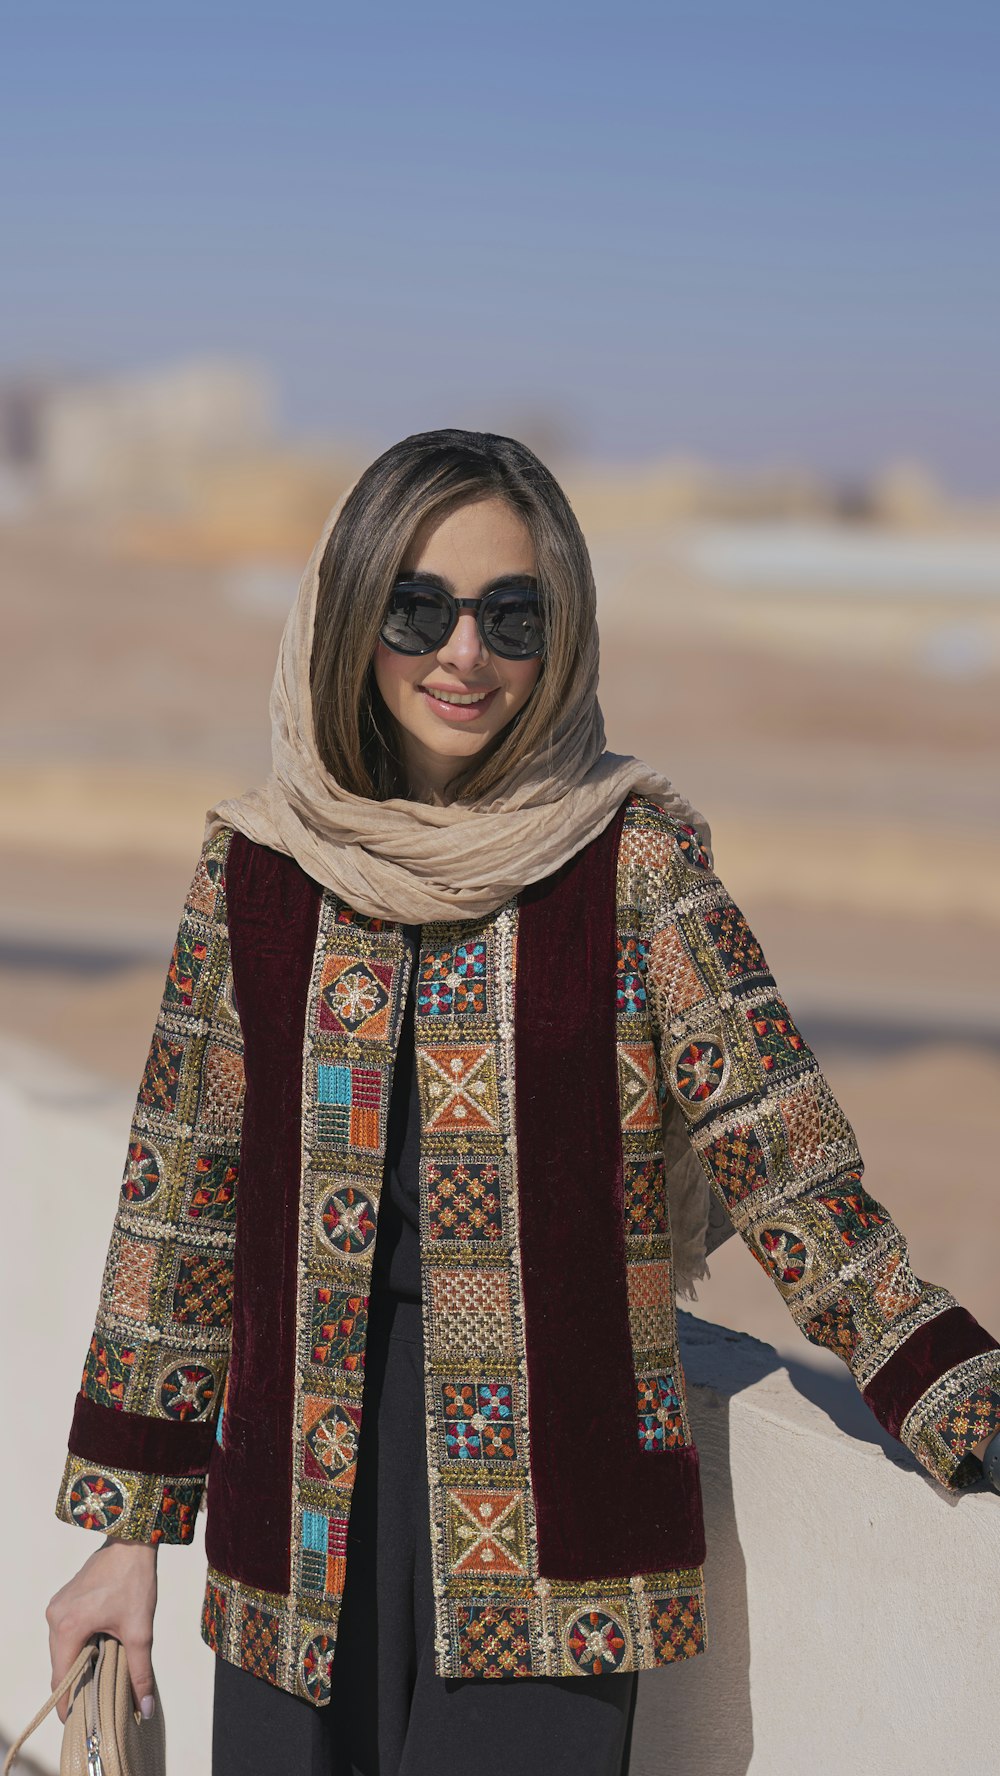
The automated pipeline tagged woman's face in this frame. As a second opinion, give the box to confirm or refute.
[373,495,544,801]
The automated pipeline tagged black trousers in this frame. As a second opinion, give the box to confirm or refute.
[212,1292,639,1776]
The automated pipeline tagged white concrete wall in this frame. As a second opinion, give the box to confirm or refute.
[3,1036,998,1775]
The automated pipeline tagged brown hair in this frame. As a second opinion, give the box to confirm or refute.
[309,428,597,802]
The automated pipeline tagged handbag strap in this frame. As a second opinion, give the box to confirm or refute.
[3,1641,98,1775]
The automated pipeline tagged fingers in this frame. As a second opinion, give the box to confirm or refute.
[122,1633,157,1718]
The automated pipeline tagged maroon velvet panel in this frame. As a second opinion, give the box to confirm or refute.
[204,834,321,1595]
[514,799,707,1579]
[68,1391,215,1476]
[862,1303,1000,1439]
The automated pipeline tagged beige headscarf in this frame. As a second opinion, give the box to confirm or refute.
[205,476,713,923]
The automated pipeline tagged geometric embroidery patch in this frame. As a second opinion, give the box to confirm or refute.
[318,956,392,1037]
[627,1260,673,1357]
[779,1081,824,1174]
[816,1188,890,1248]
[747,999,809,1073]
[869,1247,924,1322]
[110,1238,157,1322]
[637,1370,686,1449]
[427,1160,503,1244]
[444,1487,529,1577]
[753,1223,810,1287]
[158,1363,216,1421]
[170,1251,234,1326]
[139,1036,185,1115]
[165,931,208,1009]
[317,1184,378,1257]
[426,1269,514,1363]
[302,1397,362,1486]
[186,1154,239,1221]
[703,901,767,985]
[617,1042,661,1130]
[563,1606,631,1674]
[802,1296,861,1364]
[443,1382,517,1460]
[316,1063,382,1151]
[300,1508,349,1599]
[456,1604,532,1678]
[649,1591,705,1662]
[121,1140,163,1205]
[671,1036,729,1106]
[702,1123,769,1206]
[623,1156,670,1236]
[81,1333,135,1410]
[616,934,649,1016]
[239,1605,281,1684]
[417,1045,500,1135]
[936,1385,1000,1460]
[417,943,487,1018]
[648,924,703,1017]
[310,1289,367,1371]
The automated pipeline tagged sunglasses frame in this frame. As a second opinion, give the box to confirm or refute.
[379,578,546,660]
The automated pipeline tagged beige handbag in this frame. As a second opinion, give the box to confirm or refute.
[3,1635,166,1776]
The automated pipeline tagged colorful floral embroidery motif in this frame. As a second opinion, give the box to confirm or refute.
[747,999,810,1073]
[457,1604,532,1677]
[672,1036,729,1105]
[703,901,768,984]
[817,1189,891,1247]
[616,934,649,1015]
[318,956,392,1037]
[309,1289,367,1371]
[417,942,488,1017]
[637,1371,686,1449]
[702,1124,770,1206]
[158,1363,216,1421]
[187,1154,239,1221]
[317,1184,378,1256]
[563,1607,631,1675]
[443,1382,517,1460]
[82,1334,136,1409]
[121,1140,162,1204]
[427,1160,503,1243]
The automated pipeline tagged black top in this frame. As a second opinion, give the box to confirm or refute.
[369,923,422,1302]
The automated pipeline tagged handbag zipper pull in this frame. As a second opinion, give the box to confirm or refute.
[86,1729,104,1776]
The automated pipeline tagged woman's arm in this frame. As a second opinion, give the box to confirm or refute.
[641,812,1000,1492]
[53,826,245,1541]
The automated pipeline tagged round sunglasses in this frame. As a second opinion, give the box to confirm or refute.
[379,577,546,660]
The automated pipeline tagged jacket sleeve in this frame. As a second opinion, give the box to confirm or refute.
[54,827,244,1545]
[643,813,1000,1491]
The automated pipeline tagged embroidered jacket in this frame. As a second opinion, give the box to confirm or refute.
[55,794,1000,1704]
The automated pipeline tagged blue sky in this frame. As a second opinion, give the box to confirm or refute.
[3,1,999,489]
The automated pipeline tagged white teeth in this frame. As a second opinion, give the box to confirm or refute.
[423,688,491,705]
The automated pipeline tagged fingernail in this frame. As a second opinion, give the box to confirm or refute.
[140,1696,155,1720]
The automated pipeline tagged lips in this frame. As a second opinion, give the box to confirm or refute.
[418,684,499,722]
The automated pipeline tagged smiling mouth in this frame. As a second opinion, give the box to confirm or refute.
[419,685,496,707]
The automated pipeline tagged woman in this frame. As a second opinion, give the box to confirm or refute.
[46,430,1000,1776]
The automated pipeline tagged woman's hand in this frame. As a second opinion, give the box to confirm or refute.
[46,1538,159,1724]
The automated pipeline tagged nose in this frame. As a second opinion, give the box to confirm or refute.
[435,607,491,673]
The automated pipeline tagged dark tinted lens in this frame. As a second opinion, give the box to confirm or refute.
[481,586,545,658]
[380,583,452,653]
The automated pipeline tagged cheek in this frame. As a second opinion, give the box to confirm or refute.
[504,659,543,710]
[373,643,417,712]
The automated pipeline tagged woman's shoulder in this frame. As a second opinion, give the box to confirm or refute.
[620,791,714,876]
